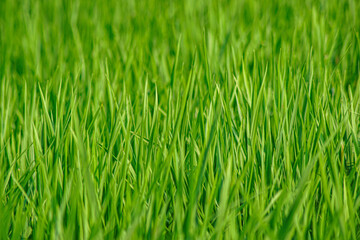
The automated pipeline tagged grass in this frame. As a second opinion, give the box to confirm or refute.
[0,0,360,239]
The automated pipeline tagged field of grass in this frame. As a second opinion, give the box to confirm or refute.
[1,0,360,239]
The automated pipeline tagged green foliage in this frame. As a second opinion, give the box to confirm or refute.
[1,0,360,239]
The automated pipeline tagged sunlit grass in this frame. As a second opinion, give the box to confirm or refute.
[0,0,360,239]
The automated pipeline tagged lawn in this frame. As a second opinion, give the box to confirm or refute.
[1,0,360,239]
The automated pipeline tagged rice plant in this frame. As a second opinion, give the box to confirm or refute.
[0,0,360,239]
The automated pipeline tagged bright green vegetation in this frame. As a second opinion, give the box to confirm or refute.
[1,0,360,239]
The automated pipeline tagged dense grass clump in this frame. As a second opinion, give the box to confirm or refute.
[1,0,360,239]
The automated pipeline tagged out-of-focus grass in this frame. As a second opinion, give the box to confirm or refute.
[1,0,360,239]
